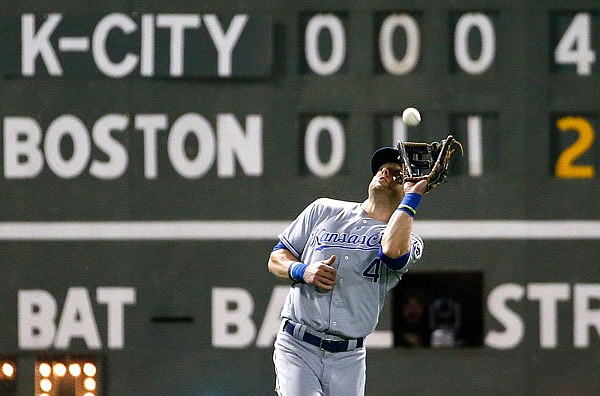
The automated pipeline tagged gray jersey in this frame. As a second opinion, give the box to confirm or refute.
[278,198,423,339]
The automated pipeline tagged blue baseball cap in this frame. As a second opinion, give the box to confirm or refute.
[371,147,401,175]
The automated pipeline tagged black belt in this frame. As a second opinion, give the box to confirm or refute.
[283,320,364,353]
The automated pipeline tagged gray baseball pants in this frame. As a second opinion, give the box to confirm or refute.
[273,321,366,396]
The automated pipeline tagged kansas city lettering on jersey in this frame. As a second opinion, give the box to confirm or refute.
[309,228,383,251]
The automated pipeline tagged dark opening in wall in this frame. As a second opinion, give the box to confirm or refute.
[393,271,484,348]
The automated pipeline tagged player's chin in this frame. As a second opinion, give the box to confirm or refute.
[370,185,388,196]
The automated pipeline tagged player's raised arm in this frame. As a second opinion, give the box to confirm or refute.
[380,180,427,258]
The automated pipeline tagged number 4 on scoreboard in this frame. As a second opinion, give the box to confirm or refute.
[553,13,597,75]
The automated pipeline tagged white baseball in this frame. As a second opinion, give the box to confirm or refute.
[402,107,421,127]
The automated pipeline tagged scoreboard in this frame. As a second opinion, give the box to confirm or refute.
[0,5,599,220]
[1,2,600,396]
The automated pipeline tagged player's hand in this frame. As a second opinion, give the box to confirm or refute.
[303,255,337,292]
[403,179,428,195]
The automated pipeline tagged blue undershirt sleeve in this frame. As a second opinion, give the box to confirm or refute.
[377,247,410,271]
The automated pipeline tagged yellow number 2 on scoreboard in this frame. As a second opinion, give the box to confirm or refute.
[554,116,595,179]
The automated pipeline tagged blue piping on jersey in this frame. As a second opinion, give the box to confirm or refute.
[278,235,302,259]
[272,240,287,251]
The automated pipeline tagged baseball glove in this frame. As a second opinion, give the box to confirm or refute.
[397,134,463,192]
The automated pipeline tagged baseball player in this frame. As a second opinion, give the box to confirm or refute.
[268,146,428,396]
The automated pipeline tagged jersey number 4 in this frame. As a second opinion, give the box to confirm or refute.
[362,258,381,283]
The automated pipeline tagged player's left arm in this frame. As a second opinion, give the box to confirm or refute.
[380,180,427,264]
[268,247,302,280]
[268,246,337,291]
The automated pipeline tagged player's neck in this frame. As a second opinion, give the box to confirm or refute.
[360,197,397,222]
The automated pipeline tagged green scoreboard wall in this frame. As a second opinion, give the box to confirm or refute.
[1,1,600,395]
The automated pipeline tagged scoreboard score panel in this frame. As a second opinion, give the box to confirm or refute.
[303,11,598,76]
[299,9,600,180]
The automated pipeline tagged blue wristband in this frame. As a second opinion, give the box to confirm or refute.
[397,193,422,218]
[288,262,308,283]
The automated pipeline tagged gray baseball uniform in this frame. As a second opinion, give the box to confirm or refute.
[273,197,423,396]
